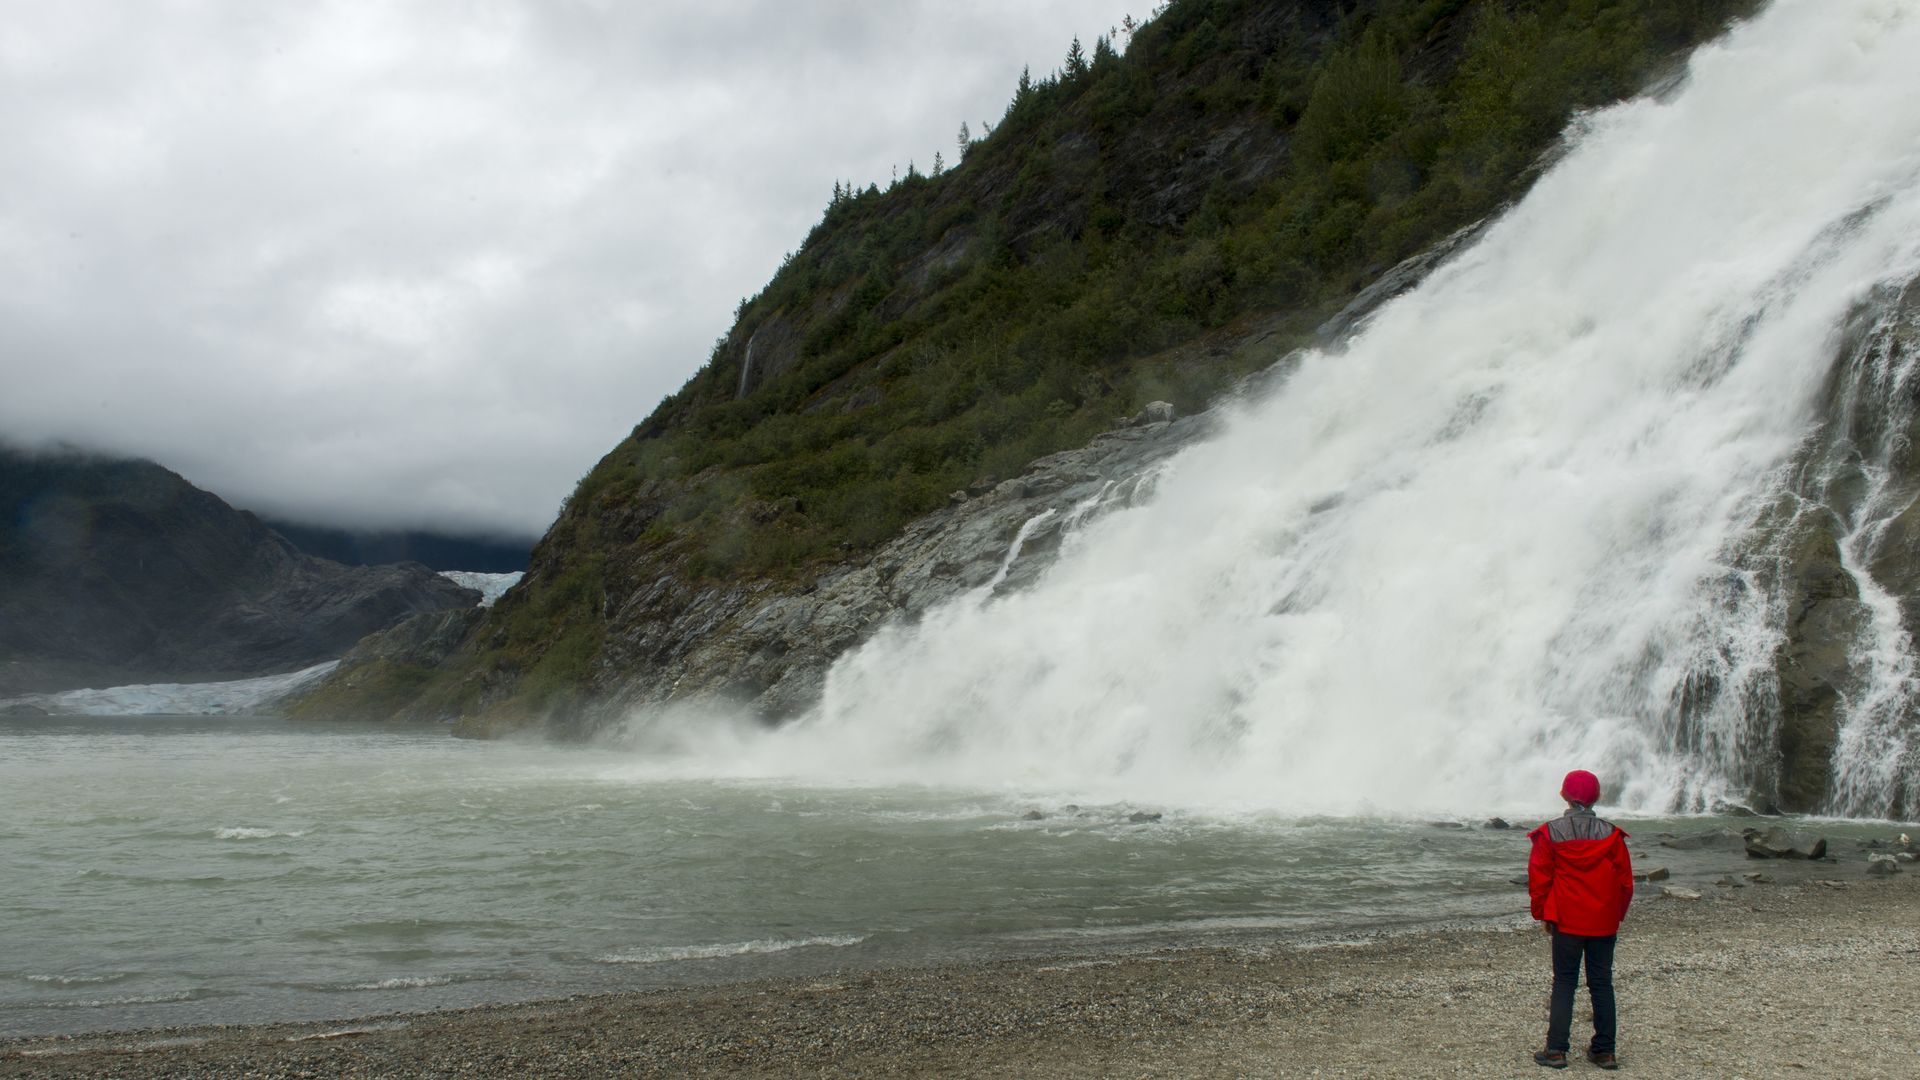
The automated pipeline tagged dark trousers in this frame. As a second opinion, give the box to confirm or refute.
[1546,931,1617,1054]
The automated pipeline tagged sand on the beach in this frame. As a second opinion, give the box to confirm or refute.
[3,856,1916,1079]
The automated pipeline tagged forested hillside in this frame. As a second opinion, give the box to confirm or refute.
[294,0,1761,731]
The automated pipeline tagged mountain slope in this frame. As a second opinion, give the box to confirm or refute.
[296,0,1762,733]
[0,448,479,695]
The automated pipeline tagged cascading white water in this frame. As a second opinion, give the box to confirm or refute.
[725,0,1920,816]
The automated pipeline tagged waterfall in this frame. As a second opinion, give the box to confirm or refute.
[732,0,1920,817]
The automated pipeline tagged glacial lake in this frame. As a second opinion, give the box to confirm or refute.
[0,715,1900,1036]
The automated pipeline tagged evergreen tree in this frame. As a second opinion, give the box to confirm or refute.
[1093,34,1117,69]
[957,121,971,157]
[1065,36,1088,79]
[932,150,945,176]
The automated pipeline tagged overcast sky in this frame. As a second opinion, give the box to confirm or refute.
[0,0,1148,539]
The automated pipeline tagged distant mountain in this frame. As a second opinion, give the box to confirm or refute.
[259,520,532,573]
[0,447,479,696]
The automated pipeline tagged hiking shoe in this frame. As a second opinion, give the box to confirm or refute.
[1533,1049,1568,1069]
[1586,1050,1620,1070]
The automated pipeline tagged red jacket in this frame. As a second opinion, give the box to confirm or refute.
[1527,808,1633,937]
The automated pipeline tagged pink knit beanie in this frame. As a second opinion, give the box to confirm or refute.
[1560,769,1601,805]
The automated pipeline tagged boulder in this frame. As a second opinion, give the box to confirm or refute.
[1660,886,1702,901]
[1634,867,1671,883]
[1866,854,1903,875]
[1743,827,1827,860]
[1660,828,1747,851]
[1484,817,1512,830]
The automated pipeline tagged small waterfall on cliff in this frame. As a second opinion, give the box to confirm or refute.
[748,0,1920,816]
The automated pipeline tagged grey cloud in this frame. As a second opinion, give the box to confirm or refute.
[0,0,1145,538]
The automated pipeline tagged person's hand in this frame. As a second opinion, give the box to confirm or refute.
[1542,921,1556,935]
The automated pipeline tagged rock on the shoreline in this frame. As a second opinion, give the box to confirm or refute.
[1867,854,1903,875]
[1661,886,1703,900]
[1743,826,1828,860]
[1660,828,1747,851]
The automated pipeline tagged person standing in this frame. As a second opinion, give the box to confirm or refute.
[1528,769,1634,1070]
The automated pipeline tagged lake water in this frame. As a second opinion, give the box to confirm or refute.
[0,715,1892,1037]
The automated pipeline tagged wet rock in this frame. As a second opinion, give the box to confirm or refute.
[1660,886,1702,901]
[1769,516,1869,812]
[1128,811,1163,824]
[1484,817,1512,830]
[1661,829,1746,851]
[1315,220,1488,343]
[1021,810,1044,821]
[1426,821,1468,830]
[1866,854,1902,875]
[1743,827,1827,860]
[1635,868,1671,883]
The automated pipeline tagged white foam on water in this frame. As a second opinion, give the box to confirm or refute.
[662,0,1920,819]
[14,990,201,1010]
[21,974,129,986]
[212,827,306,840]
[339,976,454,991]
[595,934,869,965]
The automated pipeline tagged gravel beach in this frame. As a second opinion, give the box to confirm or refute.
[4,852,1915,1079]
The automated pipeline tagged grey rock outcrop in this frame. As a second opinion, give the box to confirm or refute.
[1769,515,1870,812]
[589,411,1214,726]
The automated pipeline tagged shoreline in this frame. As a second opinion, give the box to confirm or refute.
[4,856,1915,1078]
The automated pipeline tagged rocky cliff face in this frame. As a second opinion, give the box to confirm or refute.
[0,449,479,695]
